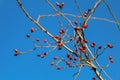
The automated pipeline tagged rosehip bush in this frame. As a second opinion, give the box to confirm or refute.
[15,0,120,80]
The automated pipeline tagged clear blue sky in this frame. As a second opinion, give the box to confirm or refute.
[0,0,120,80]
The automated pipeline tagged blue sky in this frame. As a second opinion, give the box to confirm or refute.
[0,0,120,80]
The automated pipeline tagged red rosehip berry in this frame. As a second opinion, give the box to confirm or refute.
[54,35,59,39]
[82,46,86,50]
[69,56,73,60]
[57,43,63,47]
[92,42,96,45]
[66,61,71,65]
[61,2,64,6]
[75,21,78,25]
[74,58,77,61]
[57,66,61,70]
[54,56,58,60]
[109,56,112,60]
[51,62,55,65]
[83,11,88,17]
[91,44,95,48]
[76,27,81,30]
[83,40,88,43]
[60,29,65,34]
[107,43,113,48]
[67,53,70,58]
[30,28,34,32]
[83,23,88,28]
[26,34,30,38]
[79,47,83,51]
[44,39,47,43]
